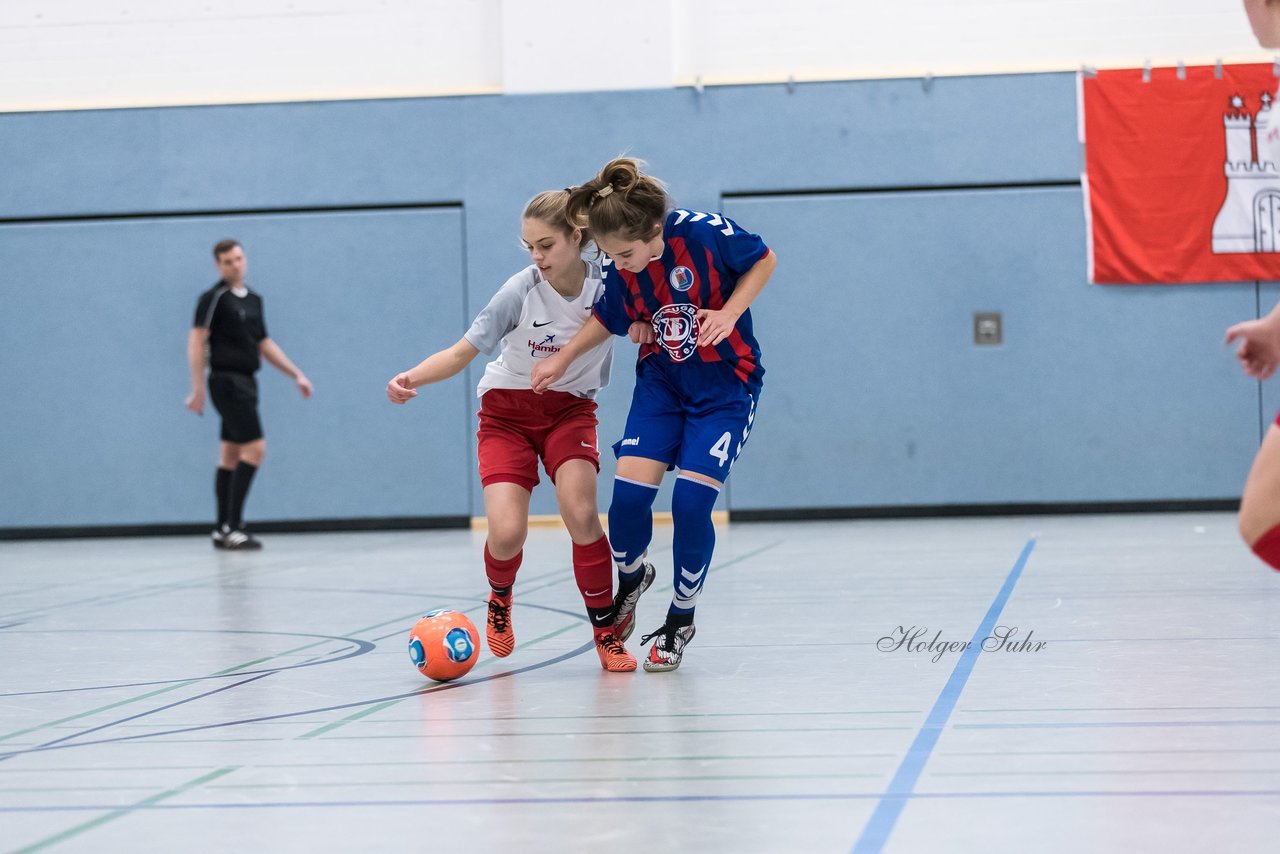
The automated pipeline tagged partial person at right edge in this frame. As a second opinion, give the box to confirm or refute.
[186,239,313,551]
[1232,1,1280,570]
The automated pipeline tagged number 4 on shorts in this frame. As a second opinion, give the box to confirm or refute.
[710,432,732,467]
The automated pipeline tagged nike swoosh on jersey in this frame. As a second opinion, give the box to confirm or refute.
[532,320,553,327]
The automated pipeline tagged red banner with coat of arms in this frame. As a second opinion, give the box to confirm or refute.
[1081,63,1280,284]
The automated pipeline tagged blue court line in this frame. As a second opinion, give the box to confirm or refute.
[3,787,1277,814]
[851,538,1037,854]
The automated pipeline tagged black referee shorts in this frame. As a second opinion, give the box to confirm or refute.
[208,371,263,443]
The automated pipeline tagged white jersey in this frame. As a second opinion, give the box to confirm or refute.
[464,261,613,399]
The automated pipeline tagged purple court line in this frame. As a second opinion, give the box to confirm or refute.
[3,788,1278,814]
[0,637,597,762]
[0,629,377,697]
[0,673,275,763]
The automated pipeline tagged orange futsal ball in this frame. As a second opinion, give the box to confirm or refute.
[408,610,479,682]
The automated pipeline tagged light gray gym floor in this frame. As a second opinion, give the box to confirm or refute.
[1,512,1277,853]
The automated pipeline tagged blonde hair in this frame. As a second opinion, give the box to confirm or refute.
[523,189,587,248]
[565,158,670,243]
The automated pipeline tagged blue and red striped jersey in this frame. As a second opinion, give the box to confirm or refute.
[592,208,770,393]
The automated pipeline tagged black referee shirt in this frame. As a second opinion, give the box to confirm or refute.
[193,282,269,374]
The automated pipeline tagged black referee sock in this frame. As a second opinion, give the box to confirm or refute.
[215,467,234,529]
[228,461,259,531]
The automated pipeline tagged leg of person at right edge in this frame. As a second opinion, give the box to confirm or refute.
[555,458,636,671]
[482,482,530,656]
[608,456,665,642]
[1239,423,1280,571]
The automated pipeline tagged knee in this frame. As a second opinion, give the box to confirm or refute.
[560,502,602,541]
[1239,512,1256,546]
[240,442,265,466]
[609,477,659,516]
[486,525,526,558]
[671,475,719,518]
[1245,522,1280,571]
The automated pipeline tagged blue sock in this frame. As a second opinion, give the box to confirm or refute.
[668,475,719,623]
[608,476,659,586]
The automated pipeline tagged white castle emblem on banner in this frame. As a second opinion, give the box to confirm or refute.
[1212,92,1280,254]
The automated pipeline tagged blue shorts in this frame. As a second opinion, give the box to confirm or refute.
[612,356,759,482]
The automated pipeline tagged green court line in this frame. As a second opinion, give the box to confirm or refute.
[0,765,215,774]
[296,621,585,739]
[0,550,320,623]
[287,538,784,741]
[2,545,594,743]
[2,536,705,748]
[8,766,237,854]
[45,738,282,746]
[0,611,429,744]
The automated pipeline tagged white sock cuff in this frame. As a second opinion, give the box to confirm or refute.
[676,474,721,493]
[615,475,660,490]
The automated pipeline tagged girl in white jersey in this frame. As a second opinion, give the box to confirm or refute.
[386,190,644,672]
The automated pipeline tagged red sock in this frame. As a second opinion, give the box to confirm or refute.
[1250,524,1280,572]
[573,535,614,636]
[484,543,522,597]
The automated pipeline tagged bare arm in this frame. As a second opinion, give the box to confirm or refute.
[697,249,777,347]
[260,338,313,398]
[185,328,208,414]
[1245,0,1280,48]
[387,338,481,403]
[1226,300,1280,379]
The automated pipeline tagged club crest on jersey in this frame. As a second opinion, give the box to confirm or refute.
[653,303,699,362]
[668,266,695,292]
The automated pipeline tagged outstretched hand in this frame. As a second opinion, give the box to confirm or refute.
[387,372,418,404]
[1227,318,1280,380]
[296,374,314,399]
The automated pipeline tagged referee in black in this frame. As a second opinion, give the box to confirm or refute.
[186,239,313,549]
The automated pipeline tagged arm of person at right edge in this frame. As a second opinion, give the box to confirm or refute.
[530,316,614,394]
[1245,0,1280,48]
[1227,301,1280,379]
[387,338,481,403]
[696,250,777,348]
[185,327,209,414]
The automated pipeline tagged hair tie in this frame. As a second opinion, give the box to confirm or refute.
[594,185,614,199]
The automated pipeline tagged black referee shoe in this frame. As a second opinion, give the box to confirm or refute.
[223,529,263,550]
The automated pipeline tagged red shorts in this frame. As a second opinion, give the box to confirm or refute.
[476,389,601,491]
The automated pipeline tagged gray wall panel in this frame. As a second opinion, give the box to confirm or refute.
[724,188,1258,509]
[0,208,469,526]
